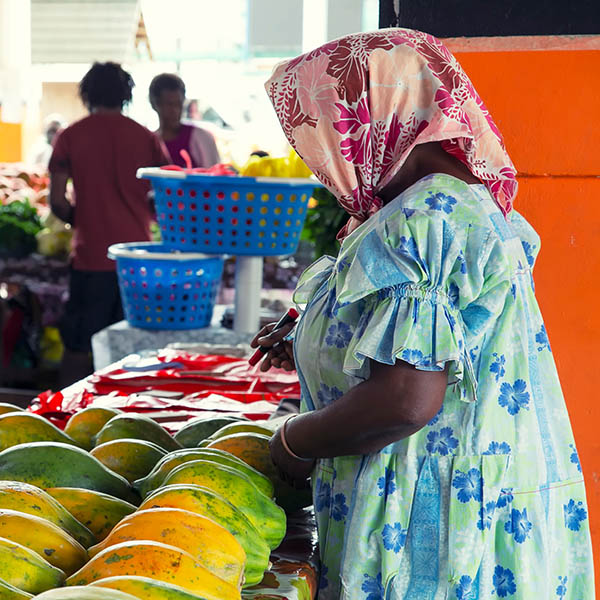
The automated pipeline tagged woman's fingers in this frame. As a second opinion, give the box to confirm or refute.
[250,323,275,348]
[256,321,295,348]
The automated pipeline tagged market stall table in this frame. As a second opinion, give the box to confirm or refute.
[28,349,319,599]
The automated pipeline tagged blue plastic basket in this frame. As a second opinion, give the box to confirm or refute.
[108,242,224,330]
[138,169,322,256]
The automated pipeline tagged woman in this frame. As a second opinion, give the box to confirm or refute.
[252,29,594,598]
[149,73,220,168]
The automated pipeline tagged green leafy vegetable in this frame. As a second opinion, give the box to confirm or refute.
[0,199,43,258]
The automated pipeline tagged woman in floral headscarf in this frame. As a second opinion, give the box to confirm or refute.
[251,29,594,599]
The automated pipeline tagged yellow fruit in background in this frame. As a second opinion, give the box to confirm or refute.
[66,541,240,600]
[0,413,80,452]
[0,537,65,595]
[0,481,95,548]
[0,509,87,575]
[287,148,313,178]
[87,507,245,588]
[45,488,135,542]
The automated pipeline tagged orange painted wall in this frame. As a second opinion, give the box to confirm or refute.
[453,46,600,586]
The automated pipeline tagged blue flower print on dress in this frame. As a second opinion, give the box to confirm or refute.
[510,283,517,299]
[483,441,511,455]
[555,576,567,599]
[498,379,530,415]
[489,353,506,382]
[478,501,497,531]
[427,405,443,427]
[448,282,460,308]
[469,345,479,364]
[314,477,331,512]
[397,235,421,264]
[563,499,588,531]
[570,444,582,473]
[535,325,551,352]
[496,488,514,508]
[458,252,467,274]
[504,507,532,543]
[493,565,517,597]
[325,322,352,348]
[452,468,483,503]
[426,427,459,456]
[319,564,329,590]
[336,256,351,273]
[402,207,416,219]
[361,572,384,600]
[521,241,536,267]
[455,575,476,600]
[377,467,396,498]
[401,348,424,364]
[331,493,349,522]
[425,191,457,214]
[317,383,343,406]
[382,523,407,553]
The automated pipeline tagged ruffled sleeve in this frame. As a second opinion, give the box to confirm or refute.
[331,204,490,404]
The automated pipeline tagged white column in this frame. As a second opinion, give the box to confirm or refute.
[302,0,328,53]
[233,256,264,334]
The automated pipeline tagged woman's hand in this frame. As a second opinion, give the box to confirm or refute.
[269,425,315,488]
[250,321,295,372]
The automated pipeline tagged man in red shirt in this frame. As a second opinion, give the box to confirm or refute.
[49,62,169,386]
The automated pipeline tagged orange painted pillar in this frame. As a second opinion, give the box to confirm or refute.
[448,38,600,588]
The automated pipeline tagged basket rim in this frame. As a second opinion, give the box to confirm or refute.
[137,167,323,187]
[108,242,224,262]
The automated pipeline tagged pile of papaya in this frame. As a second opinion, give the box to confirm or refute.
[0,402,311,599]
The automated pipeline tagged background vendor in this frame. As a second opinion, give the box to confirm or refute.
[48,61,169,387]
[149,73,220,168]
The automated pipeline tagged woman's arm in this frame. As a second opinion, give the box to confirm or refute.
[49,172,74,225]
[270,360,447,485]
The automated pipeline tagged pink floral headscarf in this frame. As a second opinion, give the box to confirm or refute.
[265,28,517,238]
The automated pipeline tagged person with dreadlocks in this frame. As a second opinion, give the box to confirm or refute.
[49,62,169,386]
[251,30,594,599]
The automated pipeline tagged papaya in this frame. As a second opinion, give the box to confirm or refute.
[173,416,245,448]
[0,404,23,416]
[64,407,122,450]
[0,442,138,504]
[140,484,269,587]
[161,460,286,549]
[66,541,240,600]
[135,448,273,499]
[45,488,136,542]
[0,537,65,594]
[0,413,80,452]
[0,579,32,599]
[90,439,167,483]
[205,433,275,478]
[205,422,273,443]
[33,586,139,600]
[90,575,211,600]
[0,509,87,575]
[0,481,95,548]
[87,508,245,588]
[95,414,181,452]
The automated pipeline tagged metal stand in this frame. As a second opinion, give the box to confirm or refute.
[233,256,264,333]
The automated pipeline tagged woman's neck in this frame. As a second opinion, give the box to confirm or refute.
[378,142,480,204]
[159,121,182,141]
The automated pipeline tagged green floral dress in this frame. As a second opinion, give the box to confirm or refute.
[292,174,594,599]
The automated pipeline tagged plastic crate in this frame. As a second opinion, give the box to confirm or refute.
[108,242,223,330]
[138,169,321,256]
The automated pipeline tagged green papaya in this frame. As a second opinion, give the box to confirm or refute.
[94,415,181,452]
[0,413,80,451]
[90,439,167,484]
[205,422,274,443]
[64,407,122,450]
[0,403,23,416]
[134,447,274,498]
[0,442,138,504]
[173,416,245,448]
[161,459,286,549]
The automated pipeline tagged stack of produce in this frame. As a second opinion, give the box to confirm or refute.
[0,404,311,599]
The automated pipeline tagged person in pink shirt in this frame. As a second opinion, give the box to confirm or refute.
[49,62,169,386]
[149,73,220,168]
